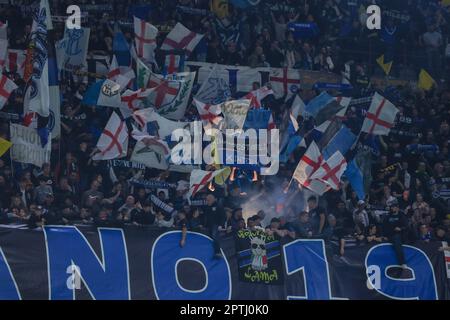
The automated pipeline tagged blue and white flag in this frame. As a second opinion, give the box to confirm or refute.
[24,0,50,118]
[305,92,334,118]
[194,64,231,104]
[344,159,365,200]
[55,27,90,72]
[113,25,131,67]
[287,22,319,40]
[82,79,122,107]
[322,125,356,160]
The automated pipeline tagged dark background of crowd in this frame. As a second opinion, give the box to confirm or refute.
[0,0,450,257]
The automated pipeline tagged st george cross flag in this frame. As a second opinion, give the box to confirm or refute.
[193,98,223,131]
[108,55,136,91]
[92,112,128,160]
[161,23,204,55]
[310,151,347,190]
[120,88,153,118]
[269,67,301,99]
[187,168,231,199]
[292,141,323,185]
[194,64,231,104]
[244,86,274,109]
[361,92,399,136]
[5,49,26,77]
[0,74,18,109]
[24,0,50,117]
[133,16,158,63]
[82,79,122,107]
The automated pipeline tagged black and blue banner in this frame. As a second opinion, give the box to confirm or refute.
[0,226,448,300]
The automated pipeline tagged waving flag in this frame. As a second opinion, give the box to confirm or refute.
[310,151,347,190]
[113,25,131,67]
[161,23,204,55]
[305,92,334,118]
[132,107,191,137]
[0,137,12,157]
[361,92,399,136]
[269,67,300,99]
[343,159,365,200]
[244,86,273,109]
[193,98,223,130]
[376,54,392,75]
[133,16,157,62]
[136,56,151,89]
[322,125,356,160]
[0,40,7,70]
[418,69,436,91]
[314,97,350,126]
[82,79,122,107]
[0,74,18,109]
[291,95,305,119]
[92,112,128,160]
[187,168,231,199]
[131,127,170,157]
[163,53,185,75]
[120,88,153,118]
[222,99,251,131]
[5,50,26,77]
[24,0,50,117]
[194,64,231,104]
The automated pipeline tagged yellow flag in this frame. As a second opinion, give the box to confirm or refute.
[0,137,12,157]
[376,55,392,75]
[210,0,228,19]
[418,69,435,91]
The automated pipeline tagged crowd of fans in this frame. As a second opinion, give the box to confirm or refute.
[0,0,450,262]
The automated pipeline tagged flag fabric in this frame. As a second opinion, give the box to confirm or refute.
[24,1,50,117]
[269,67,301,99]
[0,74,18,109]
[131,127,170,157]
[133,16,158,62]
[211,0,229,18]
[194,64,231,104]
[113,26,131,67]
[163,53,185,76]
[0,39,7,70]
[120,88,154,118]
[187,168,231,198]
[6,49,26,77]
[0,137,12,157]
[132,107,191,138]
[376,54,392,75]
[92,112,128,160]
[310,151,347,190]
[292,141,329,195]
[291,95,305,119]
[0,21,7,40]
[304,92,334,118]
[193,98,223,131]
[107,56,136,90]
[82,79,122,107]
[361,92,399,136]
[418,69,436,91]
[343,159,365,200]
[55,27,90,72]
[221,99,251,131]
[322,125,356,160]
[136,56,152,89]
[244,86,273,109]
[314,97,350,126]
[161,23,204,55]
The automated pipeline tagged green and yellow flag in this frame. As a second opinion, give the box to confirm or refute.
[0,137,12,157]
[418,69,436,91]
[376,55,392,75]
[211,0,228,19]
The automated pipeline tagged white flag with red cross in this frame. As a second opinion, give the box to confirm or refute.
[161,23,204,55]
[292,141,329,195]
[120,88,154,119]
[108,55,136,90]
[187,168,231,199]
[193,98,223,131]
[131,126,170,157]
[361,92,399,136]
[244,86,274,109]
[92,112,129,160]
[269,67,301,99]
[310,151,347,191]
[6,49,26,77]
[133,16,158,62]
[0,74,18,110]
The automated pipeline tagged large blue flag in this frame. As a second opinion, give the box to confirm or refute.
[322,125,356,160]
[344,159,365,200]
